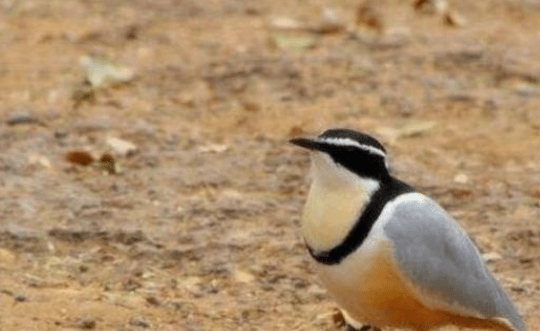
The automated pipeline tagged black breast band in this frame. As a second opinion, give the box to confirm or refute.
[306,178,414,265]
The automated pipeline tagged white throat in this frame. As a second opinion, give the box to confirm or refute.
[301,153,380,251]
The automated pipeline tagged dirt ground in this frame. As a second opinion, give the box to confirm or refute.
[0,0,539,330]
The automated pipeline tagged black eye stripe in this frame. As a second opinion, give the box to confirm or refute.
[290,129,390,180]
[327,149,388,181]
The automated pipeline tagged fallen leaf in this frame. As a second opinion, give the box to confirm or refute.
[65,151,94,166]
[519,257,533,265]
[356,0,385,33]
[123,24,140,40]
[331,308,345,328]
[234,269,256,283]
[269,16,307,31]
[179,276,203,290]
[414,0,429,9]
[80,55,135,88]
[376,121,436,144]
[28,154,52,168]
[378,27,411,48]
[396,121,437,138]
[444,10,466,27]
[414,0,448,13]
[482,252,502,263]
[270,33,317,51]
[450,188,472,198]
[453,173,468,184]
[239,98,261,112]
[100,153,118,174]
[71,86,96,109]
[197,144,229,153]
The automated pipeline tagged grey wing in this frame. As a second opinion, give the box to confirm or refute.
[383,193,525,331]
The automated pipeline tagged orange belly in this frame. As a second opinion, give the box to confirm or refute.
[315,242,514,331]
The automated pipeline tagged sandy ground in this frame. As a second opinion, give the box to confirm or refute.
[0,0,539,330]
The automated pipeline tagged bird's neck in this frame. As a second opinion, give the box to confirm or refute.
[301,173,380,252]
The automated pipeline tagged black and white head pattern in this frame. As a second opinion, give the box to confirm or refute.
[315,129,389,180]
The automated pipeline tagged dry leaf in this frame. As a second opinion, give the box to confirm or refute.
[396,121,436,138]
[269,16,307,31]
[197,144,229,153]
[482,252,502,263]
[28,154,52,168]
[239,98,261,112]
[180,276,203,290]
[270,33,317,51]
[414,0,448,13]
[450,188,472,198]
[376,121,436,144]
[65,151,94,166]
[233,269,255,283]
[444,10,467,27]
[71,86,96,109]
[331,308,345,328]
[453,173,468,184]
[100,153,117,174]
[356,0,385,33]
[414,0,429,9]
[80,55,135,88]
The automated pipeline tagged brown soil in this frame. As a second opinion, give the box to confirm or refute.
[0,0,539,330]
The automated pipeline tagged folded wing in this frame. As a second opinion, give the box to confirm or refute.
[383,193,525,331]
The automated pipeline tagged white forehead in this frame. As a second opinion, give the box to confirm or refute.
[318,137,386,158]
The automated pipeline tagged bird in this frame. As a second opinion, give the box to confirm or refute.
[289,128,526,331]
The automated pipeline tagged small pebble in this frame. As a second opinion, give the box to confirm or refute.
[514,83,536,97]
[6,111,39,126]
[79,319,96,329]
[14,293,27,302]
[55,130,68,139]
[107,137,138,157]
[453,173,468,184]
[130,317,150,329]
[145,296,160,306]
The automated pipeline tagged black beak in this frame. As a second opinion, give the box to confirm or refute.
[289,137,324,151]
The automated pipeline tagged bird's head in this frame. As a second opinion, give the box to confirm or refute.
[290,128,389,194]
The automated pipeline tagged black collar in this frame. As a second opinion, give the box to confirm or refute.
[306,177,414,265]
